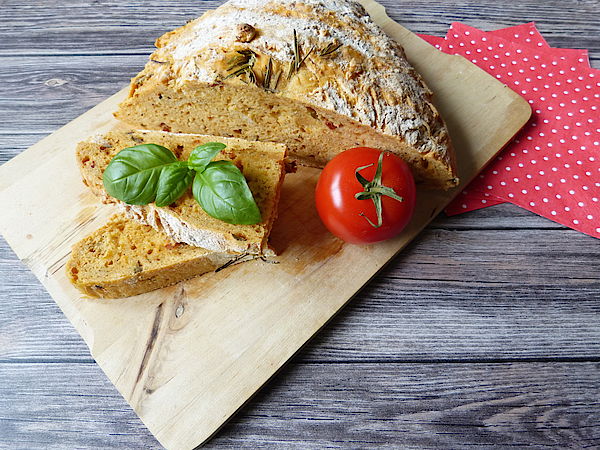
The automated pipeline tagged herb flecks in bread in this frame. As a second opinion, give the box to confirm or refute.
[66,214,249,299]
[115,0,458,189]
[77,130,287,255]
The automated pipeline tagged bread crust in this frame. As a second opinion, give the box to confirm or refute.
[115,0,458,189]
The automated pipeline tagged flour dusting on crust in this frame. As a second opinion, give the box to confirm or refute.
[150,0,448,156]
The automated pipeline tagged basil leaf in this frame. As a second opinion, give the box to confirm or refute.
[155,162,194,207]
[188,142,227,171]
[192,161,262,225]
[103,144,177,205]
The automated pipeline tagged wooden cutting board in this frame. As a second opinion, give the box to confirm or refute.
[0,1,531,448]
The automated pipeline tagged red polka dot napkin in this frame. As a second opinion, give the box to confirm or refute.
[418,23,600,238]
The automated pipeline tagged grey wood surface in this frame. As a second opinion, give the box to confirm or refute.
[1,0,599,448]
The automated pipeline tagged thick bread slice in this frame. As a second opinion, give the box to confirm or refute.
[66,215,248,299]
[115,0,458,190]
[77,130,287,255]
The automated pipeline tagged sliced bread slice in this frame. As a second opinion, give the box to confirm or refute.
[66,214,249,298]
[77,130,287,255]
[114,0,458,189]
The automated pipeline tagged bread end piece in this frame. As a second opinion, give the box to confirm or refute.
[66,215,248,299]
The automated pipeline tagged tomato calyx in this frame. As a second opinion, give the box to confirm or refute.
[354,151,404,228]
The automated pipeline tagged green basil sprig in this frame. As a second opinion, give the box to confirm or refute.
[102,142,261,225]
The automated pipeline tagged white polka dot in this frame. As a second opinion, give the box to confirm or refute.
[569,190,576,195]
[543,198,549,203]
[573,220,579,225]
[578,201,585,207]
[508,193,514,198]
[530,202,536,206]
[521,189,528,194]
[565,206,571,212]
[461,203,467,209]
[551,211,557,216]
[587,215,593,220]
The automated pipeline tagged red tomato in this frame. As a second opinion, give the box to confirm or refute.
[315,147,416,244]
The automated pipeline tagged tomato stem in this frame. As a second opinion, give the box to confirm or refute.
[354,152,404,228]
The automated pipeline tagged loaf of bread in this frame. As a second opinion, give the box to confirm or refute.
[76,130,287,255]
[114,0,458,189]
[66,214,248,298]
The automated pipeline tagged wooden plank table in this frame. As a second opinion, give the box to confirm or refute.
[1,0,598,447]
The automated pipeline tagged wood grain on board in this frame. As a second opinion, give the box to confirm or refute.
[0,1,534,448]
